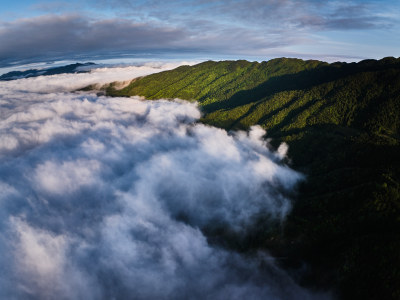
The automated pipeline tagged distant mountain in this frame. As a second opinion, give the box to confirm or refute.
[0,62,96,80]
[106,57,400,300]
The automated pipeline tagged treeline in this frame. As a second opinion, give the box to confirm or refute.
[108,57,400,300]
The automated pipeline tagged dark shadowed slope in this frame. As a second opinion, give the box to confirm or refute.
[106,57,400,300]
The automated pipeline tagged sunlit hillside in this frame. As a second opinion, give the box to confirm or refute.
[107,57,400,300]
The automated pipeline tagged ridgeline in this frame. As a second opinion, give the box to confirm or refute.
[0,62,95,80]
[107,57,400,299]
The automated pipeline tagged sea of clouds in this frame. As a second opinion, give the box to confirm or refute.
[0,64,329,299]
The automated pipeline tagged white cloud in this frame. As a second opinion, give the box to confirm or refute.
[11,218,99,300]
[0,69,329,299]
[1,61,196,93]
[34,159,101,195]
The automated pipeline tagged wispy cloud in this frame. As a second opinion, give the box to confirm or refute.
[0,13,305,63]
[0,0,399,64]
[93,0,398,31]
[0,15,186,62]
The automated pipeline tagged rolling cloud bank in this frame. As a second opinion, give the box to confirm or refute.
[0,65,328,299]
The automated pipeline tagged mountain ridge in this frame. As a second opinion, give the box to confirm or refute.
[0,62,96,80]
[105,57,400,300]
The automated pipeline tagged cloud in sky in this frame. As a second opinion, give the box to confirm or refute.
[93,0,398,33]
[0,69,332,299]
[0,14,306,64]
[0,0,399,63]
[0,15,187,62]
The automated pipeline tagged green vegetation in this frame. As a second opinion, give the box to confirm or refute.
[107,57,400,299]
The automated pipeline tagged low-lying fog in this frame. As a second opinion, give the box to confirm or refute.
[0,63,329,299]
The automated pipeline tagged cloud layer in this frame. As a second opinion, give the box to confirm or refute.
[0,61,195,91]
[0,15,186,63]
[1,0,399,64]
[0,70,329,299]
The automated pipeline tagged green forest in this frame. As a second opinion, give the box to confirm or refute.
[106,57,400,299]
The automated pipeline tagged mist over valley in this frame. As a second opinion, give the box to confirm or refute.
[0,64,336,299]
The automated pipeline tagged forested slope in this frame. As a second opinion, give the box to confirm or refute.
[107,57,400,300]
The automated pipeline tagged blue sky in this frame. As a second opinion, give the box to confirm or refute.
[0,0,399,65]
